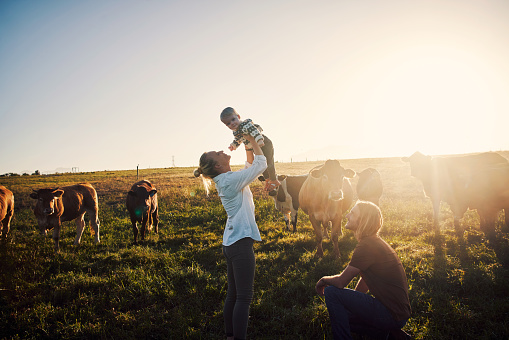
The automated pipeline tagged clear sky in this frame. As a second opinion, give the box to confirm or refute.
[1,0,509,174]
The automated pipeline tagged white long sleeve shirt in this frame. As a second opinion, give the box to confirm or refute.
[213,154,268,246]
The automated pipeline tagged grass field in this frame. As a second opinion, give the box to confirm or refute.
[1,154,509,339]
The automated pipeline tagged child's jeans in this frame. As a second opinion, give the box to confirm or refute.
[260,135,277,181]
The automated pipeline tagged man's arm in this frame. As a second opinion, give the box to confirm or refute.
[355,277,369,293]
[315,265,361,296]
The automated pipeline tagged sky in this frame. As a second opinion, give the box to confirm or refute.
[1,0,509,174]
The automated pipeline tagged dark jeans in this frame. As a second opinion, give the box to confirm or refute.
[260,135,277,181]
[222,238,256,340]
[324,286,407,340]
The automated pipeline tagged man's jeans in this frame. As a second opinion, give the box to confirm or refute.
[324,286,407,340]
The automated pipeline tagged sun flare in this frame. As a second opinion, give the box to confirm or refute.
[357,45,500,156]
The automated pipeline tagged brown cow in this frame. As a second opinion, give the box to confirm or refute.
[402,151,509,235]
[271,174,308,232]
[0,185,14,238]
[299,160,355,258]
[30,183,100,251]
[356,168,383,206]
[126,180,159,243]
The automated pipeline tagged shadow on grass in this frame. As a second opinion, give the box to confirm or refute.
[422,225,509,339]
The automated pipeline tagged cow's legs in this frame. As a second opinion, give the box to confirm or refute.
[0,220,5,237]
[131,217,139,243]
[52,225,61,252]
[152,206,159,234]
[1,218,8,238]
[453,215,462,233]
[283,213,291,232]
[140,215,148,241]
[330,217,343,259]
[1,208,13,237]
[290,210,298,233]
[479,210,497,239]
[87,208,100,244]
[432,199,441,230]
[310,216,324,257]
[322,222,330,240]
[74,213,86,245]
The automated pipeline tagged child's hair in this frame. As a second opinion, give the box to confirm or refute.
[193,152,219,195]
[220,107,239,120]
[352,200,383,240]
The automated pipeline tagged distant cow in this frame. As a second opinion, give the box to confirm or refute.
[356,168,383,205]
[126,180,159,243]
[299,160,355,258]
[0,185,14,238]
[30,183,100,252]
[402,151,509,235]
[271,174,308,232]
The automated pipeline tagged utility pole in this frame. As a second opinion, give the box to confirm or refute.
[172,156,175,167]
[137,164,139,180]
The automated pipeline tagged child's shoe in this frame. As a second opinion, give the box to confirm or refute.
[266,179,280,196]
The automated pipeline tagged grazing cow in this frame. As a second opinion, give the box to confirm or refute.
[356,168,383,205]
[0,185,14,238]
[126,180,159,243]
[299,160,355,258]
[402,151,509,235]
[30,183,100,252]
[271,174,308,232]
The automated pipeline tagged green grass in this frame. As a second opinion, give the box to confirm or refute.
[1,157,509,339]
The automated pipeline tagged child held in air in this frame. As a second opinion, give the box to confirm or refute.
[220,107,280,195]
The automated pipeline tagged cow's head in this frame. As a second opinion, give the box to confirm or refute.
[128,186,157,218]
[402,151,432,180]
[30,188,64,234]
[356,168,379,182]
[356,167,380,189]
[30,188,64,215]
[310,160,355,201]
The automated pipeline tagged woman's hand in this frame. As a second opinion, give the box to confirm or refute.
[243,134,263,155]
[244,134,256,144]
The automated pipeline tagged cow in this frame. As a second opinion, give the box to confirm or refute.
[299,160,355,258]
[402,151,509,235]
[0,185,14,238]
[126,180,159,243]
[30,183,100,252]
[356,168,383,205]
[271,174,308,232]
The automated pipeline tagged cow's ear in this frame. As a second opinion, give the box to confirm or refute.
[310,169,322,178]
[149,189,157,197]
[30,192,38,199]
[278,175,287,181]
[128,190,136,197]
[52,189,64,198]
[344,169,355,178]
